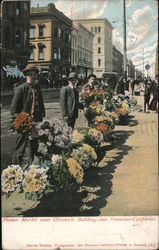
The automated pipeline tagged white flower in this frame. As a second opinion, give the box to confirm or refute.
[51,154,62,165]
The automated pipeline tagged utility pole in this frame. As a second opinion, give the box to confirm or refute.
[123,0,127,81]
[143,48,144,78]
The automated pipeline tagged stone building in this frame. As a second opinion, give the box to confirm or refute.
[29,3,72,80]
[113,46,123,79]
[71,23,94,78]
[1,1,30,72]
[73,18,113,78]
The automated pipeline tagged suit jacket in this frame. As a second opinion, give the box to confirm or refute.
[60,85,80,119]
[10,82,45,121]
[82,82,94,93]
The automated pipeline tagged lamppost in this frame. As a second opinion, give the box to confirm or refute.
[123,0,127,81]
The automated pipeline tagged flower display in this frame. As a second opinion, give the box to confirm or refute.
[23,165,48,195]
[86,128,103,146]
[66,158,84,184]
[1,165,23,195]
[115,107,127,116]
[95,115,113,126]
[72,130,84,143]
[13,112,32,133]
[82,144,97,161]
[96,123,112,134]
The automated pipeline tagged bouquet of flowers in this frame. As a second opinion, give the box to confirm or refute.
[1,165,23,197]
[95,115,114,128]
[81,89,95,107]
[13,112,32,133]
[49,154,74,190]
[35,119,73,158]
[84,128,103,149]
[84,101,103,125]
[23,164,48,200]
[71,142,97,170]
[66,158,84,184]
[72,130,85,144]
[93,89,105,104]
[104,111,119,125]
[95,123,112,137]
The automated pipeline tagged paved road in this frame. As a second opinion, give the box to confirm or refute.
[1,95,158,216]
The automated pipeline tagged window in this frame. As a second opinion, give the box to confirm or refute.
[15,30,21,48]
[98,26,101,32]
[29,27,35,38]
[91,27,93,33]
[54,27,57,37]
[58,48,61,60]
[38,46,44,60]
[98,37,101,43]
[95,26,97,33]
[29,47,34,60]
[98,47,101,53]
[98,59,101,67]
[69,34,71,43]
[58,28,61,38]
[39,26,44,37]
[24,2,28,11]
[5,27,10,48]
[53,49,58,59]
[65,34,68,43]
[16,2,21,16]
[24,31,27,47]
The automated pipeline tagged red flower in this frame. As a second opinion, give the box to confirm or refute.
[14,112,33,133]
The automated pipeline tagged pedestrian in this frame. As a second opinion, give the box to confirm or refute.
[81,74,96,93]
[149,84,158,112]
[10,65,45,167]
[115,77,125,95]
[60,72,83,129]
[143,81,151,113]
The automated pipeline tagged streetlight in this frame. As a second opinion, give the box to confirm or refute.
[123,0,127,81]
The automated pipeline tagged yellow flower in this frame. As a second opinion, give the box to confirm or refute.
[82,144,97,160]
[72,130,84,143]
[66,158,84,184]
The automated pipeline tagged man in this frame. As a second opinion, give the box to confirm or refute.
[10,65,45,167]
[60,72,83,129]
[143,80,151,113]
[82,74,96,93]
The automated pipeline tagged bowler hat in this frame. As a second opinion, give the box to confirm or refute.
[23,65,39,74]
[68,72,77,79]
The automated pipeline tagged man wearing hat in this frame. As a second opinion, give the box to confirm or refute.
[10,64,45,167]
[60,72,83,129]
[82,74,96,93]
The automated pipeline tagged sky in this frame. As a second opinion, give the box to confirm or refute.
[31,0,158,77]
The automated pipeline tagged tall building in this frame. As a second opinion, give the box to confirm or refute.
[127,59,135,79]
[73,18,113,78]
[29,3,72,80]
[1,1,30,72]
[113,46,123,79]
[71,23,94,78]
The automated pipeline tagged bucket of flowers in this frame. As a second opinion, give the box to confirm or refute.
[84,101,103,126]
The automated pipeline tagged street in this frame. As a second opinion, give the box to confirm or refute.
[1,94,158,217]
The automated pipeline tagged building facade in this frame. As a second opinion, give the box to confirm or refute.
[71,23,94,78]
[113,46,123,79]
[127,59,135,79]
[1,1,30,72]
[73,18,113,78]
[29,3,72,80]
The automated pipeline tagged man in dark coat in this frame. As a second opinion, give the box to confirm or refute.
[10,65,45,167]
[60,72,83,129]
[143,81,151,112]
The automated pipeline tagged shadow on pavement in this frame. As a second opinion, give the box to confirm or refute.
[19,126,135,217]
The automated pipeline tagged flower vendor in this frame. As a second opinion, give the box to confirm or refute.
[60,72,83,129]
[10,65,45,167]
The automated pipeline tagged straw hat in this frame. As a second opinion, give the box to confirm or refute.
[68,72,77,79]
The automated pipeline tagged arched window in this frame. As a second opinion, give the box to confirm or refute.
[98,37,101,43]
[98,47,101,54]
